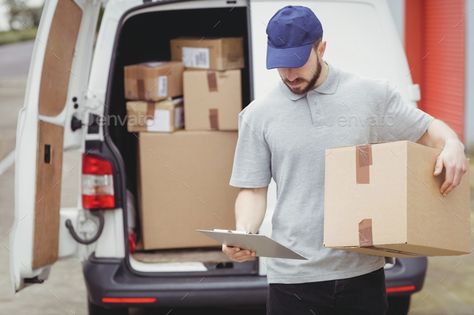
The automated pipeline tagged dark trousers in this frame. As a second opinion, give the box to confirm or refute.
[266,268,388,315]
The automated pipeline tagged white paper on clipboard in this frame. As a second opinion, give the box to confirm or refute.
[196,229,308,260]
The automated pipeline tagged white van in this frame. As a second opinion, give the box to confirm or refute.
[10,0,428,314]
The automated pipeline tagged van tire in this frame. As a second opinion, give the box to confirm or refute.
[88,301,129,315]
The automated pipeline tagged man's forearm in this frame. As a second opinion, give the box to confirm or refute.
[235,187,268,233]
[417,119,463,149]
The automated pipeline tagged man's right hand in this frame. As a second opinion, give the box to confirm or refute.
[222,244,256,262]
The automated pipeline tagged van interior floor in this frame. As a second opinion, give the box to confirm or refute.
[132,247,232,263]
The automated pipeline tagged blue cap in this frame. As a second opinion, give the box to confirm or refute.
[266,6,323,69]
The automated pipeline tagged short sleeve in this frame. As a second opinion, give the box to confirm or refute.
[373,83,435,143]
[229,114,271,188]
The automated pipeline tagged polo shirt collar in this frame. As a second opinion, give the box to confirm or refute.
[279,62,340,101]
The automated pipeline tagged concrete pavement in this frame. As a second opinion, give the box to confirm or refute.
[0,41,34,80]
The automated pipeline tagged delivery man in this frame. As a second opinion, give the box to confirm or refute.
[222,5,468,315]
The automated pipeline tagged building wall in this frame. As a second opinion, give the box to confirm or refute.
[465,0,474,152]
[388,0,472,151]
[404,0,466,141]
[422,0,465,139]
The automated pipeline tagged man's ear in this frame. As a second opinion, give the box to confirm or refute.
[318,41,327,58]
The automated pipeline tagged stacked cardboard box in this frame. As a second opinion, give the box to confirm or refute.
[126,37,245,250]
[183,70,241,130]
[124,61,185,134]
[124,61,184,101]
[324,141,471,257]
[171,37,244,131]
[126,99,184,133]
[138,131,238,250]
[170,37,244,70]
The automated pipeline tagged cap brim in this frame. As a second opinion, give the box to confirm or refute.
[266,43,314,69]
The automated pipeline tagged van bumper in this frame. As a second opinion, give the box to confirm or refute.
[83,255,427,308]
[384,257,427,296]
[83,255,268,309]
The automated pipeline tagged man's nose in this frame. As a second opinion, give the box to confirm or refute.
[285,69,298,81]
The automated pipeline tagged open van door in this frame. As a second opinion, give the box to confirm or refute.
[9,0,102,292]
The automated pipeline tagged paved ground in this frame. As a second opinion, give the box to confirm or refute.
[0,41,34,80]
[0,41,473,314]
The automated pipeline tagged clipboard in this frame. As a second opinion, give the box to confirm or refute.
[197,229,308,260]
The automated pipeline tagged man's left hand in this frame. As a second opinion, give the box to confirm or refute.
[433,139,468,196]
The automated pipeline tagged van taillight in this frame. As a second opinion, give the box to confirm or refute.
[82,154,115,209]
[386,285,416,294]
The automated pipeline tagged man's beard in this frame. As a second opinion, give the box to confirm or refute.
[284,60,322,95]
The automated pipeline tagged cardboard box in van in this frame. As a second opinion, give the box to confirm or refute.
[323,141,471,258]
[138,130,238,250]
[126,98,184,133]
[170,37,244,70]
[124,61,184,101]
[183,69,241,131]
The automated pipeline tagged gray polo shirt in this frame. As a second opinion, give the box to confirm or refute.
[229,63,434,284]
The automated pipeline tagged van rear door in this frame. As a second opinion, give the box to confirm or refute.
[9,0,102,292]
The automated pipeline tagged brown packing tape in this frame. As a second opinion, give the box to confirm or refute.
[356,144,372,184]
[207,71,218,92]
[209,108,219,130]
[146,102,155,120]
[137,79,145,99]
[124,78,132,98]
[358,218,373,247]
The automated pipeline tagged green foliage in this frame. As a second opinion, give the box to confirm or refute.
[0,27,37,46]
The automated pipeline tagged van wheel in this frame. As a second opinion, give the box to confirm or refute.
[88,301,128,315]
[387,296,410,315]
